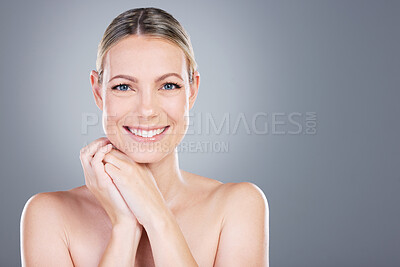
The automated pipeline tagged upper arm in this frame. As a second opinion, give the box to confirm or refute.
[20,192,74,267]
[214,182,269,267]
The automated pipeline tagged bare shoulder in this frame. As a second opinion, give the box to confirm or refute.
[22,185,93,216]
[22,189,73,221]
[179,171,269,266]
[180,169,268,210]
[222,181,268,203]
[20,185,94,266]
[215,181,269,215]
[21,185,100,234]
[213,182,269,266]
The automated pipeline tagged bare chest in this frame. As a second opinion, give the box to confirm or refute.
[68,206,223,267]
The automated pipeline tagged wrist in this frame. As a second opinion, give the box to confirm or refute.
[145,206,174,235]
[112,219,140,233]
[110,212,139,226]
[112,222,142,243]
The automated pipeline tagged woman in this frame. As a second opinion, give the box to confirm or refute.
[20,7,269,267]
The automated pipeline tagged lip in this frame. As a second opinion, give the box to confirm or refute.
[126,125,168,131]
[123,125,170,143]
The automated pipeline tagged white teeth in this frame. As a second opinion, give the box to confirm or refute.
[128,127,166,138]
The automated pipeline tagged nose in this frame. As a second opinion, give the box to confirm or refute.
[137,89,159,119]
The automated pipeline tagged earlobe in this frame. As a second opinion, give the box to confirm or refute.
[90,70,103,111]
[189,70,200,110]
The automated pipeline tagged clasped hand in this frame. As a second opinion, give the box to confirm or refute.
[79,137,166,229]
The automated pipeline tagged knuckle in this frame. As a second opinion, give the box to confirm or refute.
[92,151,100,161]
[90,160,99,169]
[93,150,106,162]
[80,147,88,157]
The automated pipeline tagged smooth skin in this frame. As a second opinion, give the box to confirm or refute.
[20,35,269,267]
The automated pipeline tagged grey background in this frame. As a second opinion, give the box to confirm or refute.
[1,0,399,266]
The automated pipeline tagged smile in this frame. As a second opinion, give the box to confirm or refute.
[127,126,167,137]
[123,125,170,142]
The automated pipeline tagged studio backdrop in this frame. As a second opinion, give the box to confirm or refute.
[0,0,399,266]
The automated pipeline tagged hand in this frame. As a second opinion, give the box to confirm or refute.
[79,137,141,229]
[102,147,168,228]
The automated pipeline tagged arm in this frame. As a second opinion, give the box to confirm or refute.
[20,192,143,267]
[80,138,143,267]
[98,222,142,267]
[214,182,269,267]
[20,193,74,267]
[102,148,199,266]
[143,206,199,267]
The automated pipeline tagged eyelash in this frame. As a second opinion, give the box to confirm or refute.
[162,82,182,90]
[111,82,182,91]
[111,84,130,91]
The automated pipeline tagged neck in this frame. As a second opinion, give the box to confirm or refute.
[144,148,187,205]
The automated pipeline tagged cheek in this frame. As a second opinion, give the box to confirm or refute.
[104,92,133,116]
[162,94,188,124]
[102,94,131,134]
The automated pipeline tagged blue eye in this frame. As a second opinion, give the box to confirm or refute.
[163,82,181,90]
[112,84,131,91]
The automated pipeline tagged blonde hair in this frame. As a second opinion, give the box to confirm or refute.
[96,7,198,84]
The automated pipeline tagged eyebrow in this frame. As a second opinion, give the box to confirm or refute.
[108,73,183,83]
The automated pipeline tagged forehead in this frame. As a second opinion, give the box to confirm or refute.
[103,35,187,81]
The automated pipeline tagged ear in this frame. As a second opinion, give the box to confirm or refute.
[188,70,200,110]
[90,70,103,111]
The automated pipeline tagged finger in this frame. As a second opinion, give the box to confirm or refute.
[104,162,121,182]
[80,137,111,161]
[92,143,113,167]
[106,147,139,169]
[85,143,112,187]
[108,148,132,161]
[91,144,114,185]
[80,137,111,168]
[81,137,109,154]
[103,152,125,170]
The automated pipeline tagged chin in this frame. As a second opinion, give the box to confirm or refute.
[124,149,169,164]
